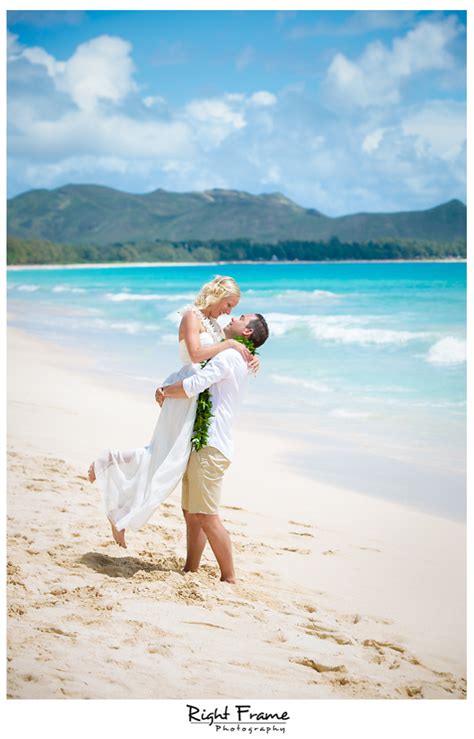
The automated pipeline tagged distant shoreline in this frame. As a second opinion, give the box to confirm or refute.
[6,258,467,271]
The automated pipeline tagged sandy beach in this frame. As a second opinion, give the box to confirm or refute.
[7,258,467,271]
[7,327,466,699]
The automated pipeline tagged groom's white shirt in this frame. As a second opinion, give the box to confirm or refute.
[182,349,249,462]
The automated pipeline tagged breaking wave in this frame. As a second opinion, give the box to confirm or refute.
[425,337,466,366]
[265,312,430,346]
[105,292,195,302]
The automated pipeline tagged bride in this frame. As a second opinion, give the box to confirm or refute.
[88,275,258,548]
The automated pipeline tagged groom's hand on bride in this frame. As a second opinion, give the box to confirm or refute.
[155,387,165,407]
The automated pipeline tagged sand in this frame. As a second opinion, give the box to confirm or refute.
[7,327,466,699]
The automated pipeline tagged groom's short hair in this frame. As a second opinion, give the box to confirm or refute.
[246,313,269,348]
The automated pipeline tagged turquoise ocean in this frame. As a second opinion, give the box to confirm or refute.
[7,262,466,520]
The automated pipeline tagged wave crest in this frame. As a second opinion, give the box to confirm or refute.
[265,312,430,346]
[16,284,40,292]
[106,292,195,302]
[426,337,466,366]
[52,285,86,293]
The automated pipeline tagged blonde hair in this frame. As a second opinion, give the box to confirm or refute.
[194,275,240,310]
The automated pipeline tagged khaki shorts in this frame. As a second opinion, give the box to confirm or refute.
[182,446,231,515]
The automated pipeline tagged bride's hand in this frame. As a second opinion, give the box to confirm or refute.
[228,339,253,364]
[155,387,165,407]
[248,355,260,375]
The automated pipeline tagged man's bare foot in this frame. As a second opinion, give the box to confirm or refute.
[220,576,236,584]
[109,520,127,548]
[87,462,96,483]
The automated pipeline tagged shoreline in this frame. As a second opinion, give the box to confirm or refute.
[7,258,467,271]
[7,323,465,524]
[6,312,466,523]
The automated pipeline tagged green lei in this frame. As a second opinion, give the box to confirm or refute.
[190,336,257,452]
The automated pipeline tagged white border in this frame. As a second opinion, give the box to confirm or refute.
[3,2,471,737]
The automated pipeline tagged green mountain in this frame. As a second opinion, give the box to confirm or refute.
[7,184,466,246]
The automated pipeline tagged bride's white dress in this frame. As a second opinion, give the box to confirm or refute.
[94,331,218,532]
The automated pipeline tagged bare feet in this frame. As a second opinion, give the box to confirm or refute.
[109,520,127,548]
[87,462,96,483]
[220,576,236,584]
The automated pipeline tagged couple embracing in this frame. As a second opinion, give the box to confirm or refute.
[89,276,269,583]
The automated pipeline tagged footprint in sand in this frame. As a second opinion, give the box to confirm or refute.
[292,658,347,674]
[182,621,230,630]
[288,520,314,529]
[405,685,423,698]
[304,621,353,646]
[290,531,314,538]
[36,626,77,638]
[281,547,311,555]
[21,674,39,683]
[362,639,405,654]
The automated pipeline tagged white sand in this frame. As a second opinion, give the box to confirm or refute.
[7,327,466,699]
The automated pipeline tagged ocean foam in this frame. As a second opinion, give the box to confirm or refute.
[265,312,429,345]
[17,284,40,292]
[105,292,195,302]
[426,337,466,366]
[93,319,160,335]
[275,289,341,302]
[52,285,86,293]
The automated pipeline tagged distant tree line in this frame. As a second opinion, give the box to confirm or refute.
[7,235,467,265]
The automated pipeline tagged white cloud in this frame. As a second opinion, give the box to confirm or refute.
[7,24,466,215]
[15,34,136,111]
[11,107,195,160]
[22,46,65,77]
[24,156,155,186]
[402,101,466,161]
[184,96,247,147]
[142,95,166,108]
[225,93,245,103]
[185,98,246,128]
[323,16,460,109]
[248,91,277,107]
[362,128,384,153]
[58,36,137,110]
[7,31,24,61]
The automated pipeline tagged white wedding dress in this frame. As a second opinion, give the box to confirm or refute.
[94,330,219,532]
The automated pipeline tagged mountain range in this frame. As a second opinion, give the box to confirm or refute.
[7,184,466,246]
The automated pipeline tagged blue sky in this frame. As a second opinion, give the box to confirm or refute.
[7,9,466,215]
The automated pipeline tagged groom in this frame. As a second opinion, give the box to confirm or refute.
[155,313,269,583]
